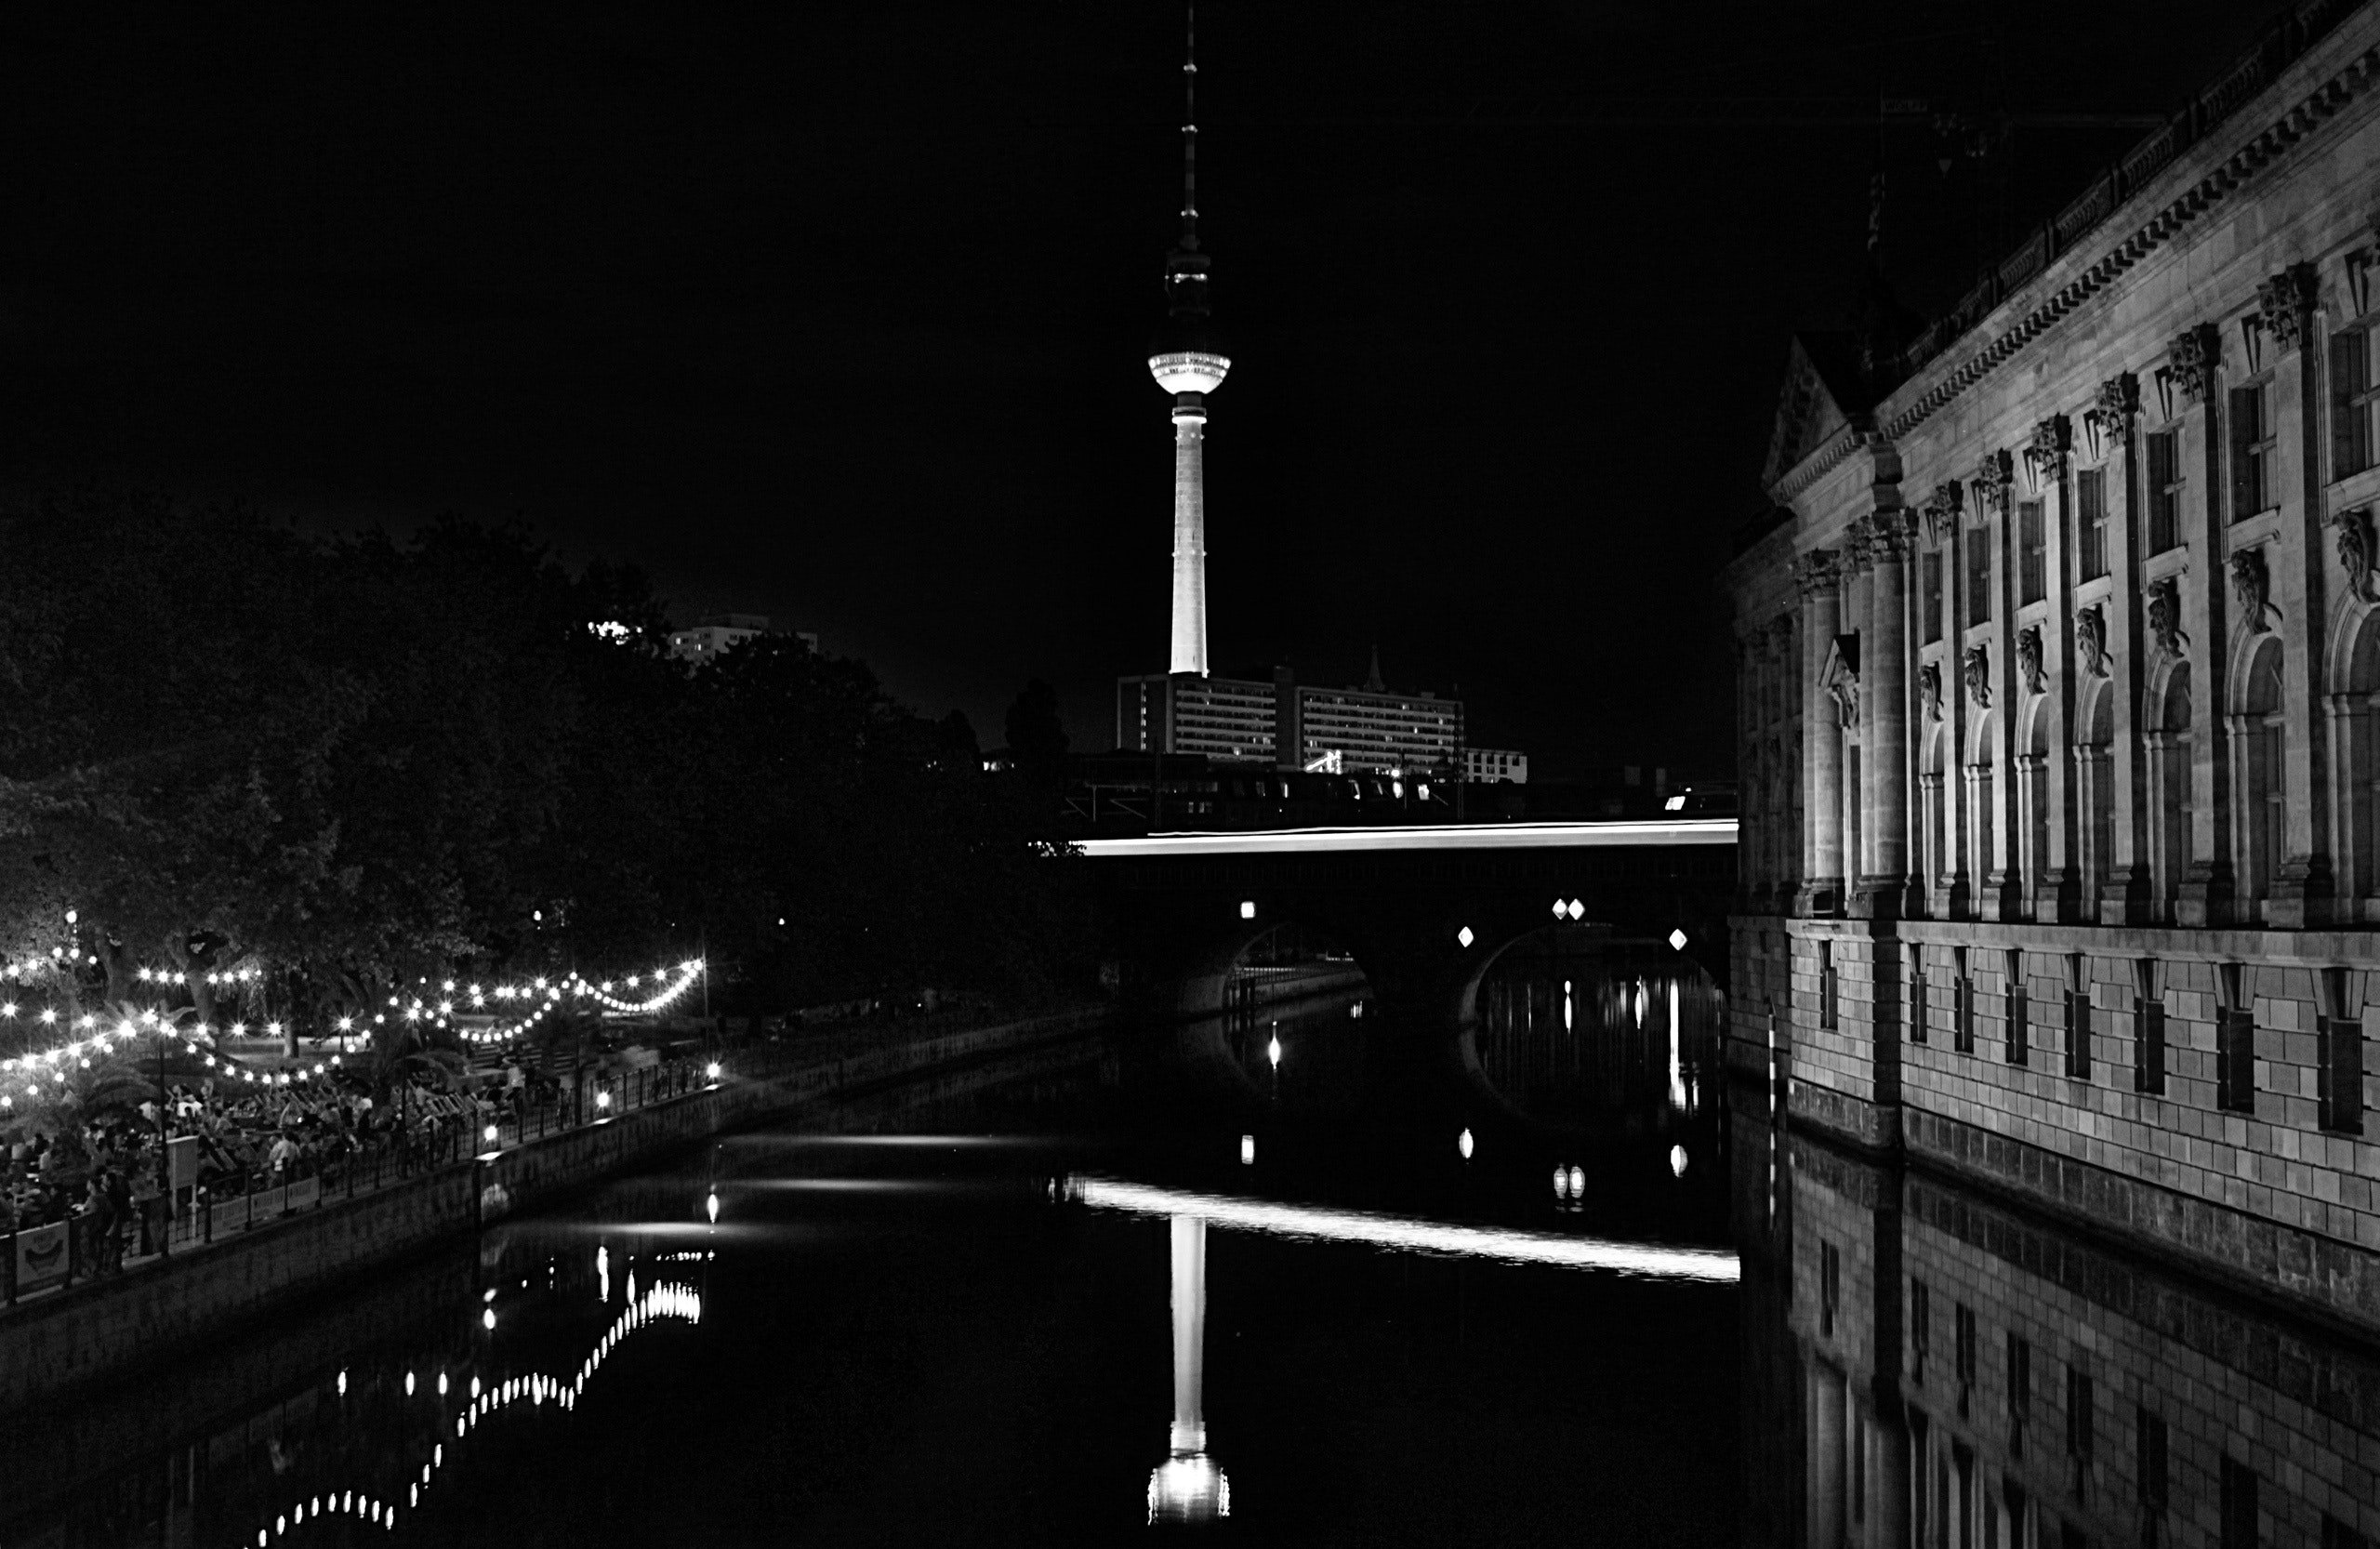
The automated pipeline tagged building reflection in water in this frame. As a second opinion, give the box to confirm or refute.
[1738,1105,2380,1548]
[1147,1213,1231,1525]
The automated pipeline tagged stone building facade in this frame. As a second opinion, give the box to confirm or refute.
[1727,0,2380,1332]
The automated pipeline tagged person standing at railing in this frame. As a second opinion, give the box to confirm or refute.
[82,1172,123,1275]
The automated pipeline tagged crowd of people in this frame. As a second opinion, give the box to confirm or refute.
[4,1066,495,1272]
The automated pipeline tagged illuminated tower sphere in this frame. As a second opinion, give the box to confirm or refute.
[1151,3,1229,678]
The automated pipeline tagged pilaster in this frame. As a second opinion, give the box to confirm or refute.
[1797,550,1846,917]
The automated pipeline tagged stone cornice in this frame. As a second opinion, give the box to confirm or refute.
[1765,10,2380,509]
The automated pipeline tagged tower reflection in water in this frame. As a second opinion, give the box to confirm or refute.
[1738,1104,2380,1548]
[1147,1214,1230,1525]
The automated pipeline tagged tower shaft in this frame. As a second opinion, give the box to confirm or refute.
[1169,400,1210,677]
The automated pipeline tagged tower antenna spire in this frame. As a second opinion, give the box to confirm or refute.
[1181,1,1198,251]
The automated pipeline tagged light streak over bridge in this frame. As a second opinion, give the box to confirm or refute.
[1073,817,1738,859]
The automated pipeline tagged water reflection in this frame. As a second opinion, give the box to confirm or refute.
[1472,932,1722,1135]
[1147,1214,1230,1525]
[1074,1174,1739,1280]
[1739,1105,2380,1548]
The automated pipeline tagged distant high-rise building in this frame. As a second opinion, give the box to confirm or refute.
[668,614,818,667]
[1117,655,1469,777]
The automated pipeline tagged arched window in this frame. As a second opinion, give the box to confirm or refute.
[2021,702,2055,918]
[2076,684,2114,909]
[2147,665,2193,920]
[1967,708,1998,902]
[1923,725,1949,906]
[2239,641,2285,911]
[2335,613,2379,909]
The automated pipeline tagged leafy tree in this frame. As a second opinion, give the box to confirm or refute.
[1003,679,1068,788]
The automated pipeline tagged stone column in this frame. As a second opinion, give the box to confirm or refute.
[2268,267,2336,925]
[2096,375,2152,922]
[1844,532,1875,888]
[2173,323,2236,926]
[1859,510,1915,917]
[2030,417,2082,921]
[1974,449,2027,920]
[1797,551,1845,916]
[1773,615,1800,902]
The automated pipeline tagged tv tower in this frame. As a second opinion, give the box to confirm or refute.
[1150,1,1229,678]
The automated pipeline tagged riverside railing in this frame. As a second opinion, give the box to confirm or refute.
[3,1049,727,1310]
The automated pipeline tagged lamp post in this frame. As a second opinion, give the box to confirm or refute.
[154,1028,170,1258]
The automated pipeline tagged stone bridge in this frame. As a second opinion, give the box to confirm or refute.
[1079,819,1739,1030]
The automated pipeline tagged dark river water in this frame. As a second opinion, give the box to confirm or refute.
[9,949,2378,1546]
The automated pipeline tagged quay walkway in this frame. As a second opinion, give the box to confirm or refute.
[0,1003,1111,1408]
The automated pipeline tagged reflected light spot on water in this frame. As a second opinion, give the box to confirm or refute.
[1070,1176,1737,1281]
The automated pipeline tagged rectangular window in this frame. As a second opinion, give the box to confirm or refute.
[2217,962,2256,1115]
[1911,1278,1931,1383]
[2147,430,2183,555]
[1966,530,1993,622]
[2067,1366,2095,1466]
[1954,947,1975,1055]
[1924,549,1945,643]
[1954,1303,1977,1419]
[1820,1240,1841,1339]
[1911,961,1929,1045]
[2007,948,2030,1066]
[2137,1409,2168,1516]
[2333,325,2378,478]
[2007,1333,2031,1457]
[2319,966,2363,1135]
[2231,379,2276,520]
[2066,953,2092,1081]
[2219,1458,2258,1549]
[2135,959,2167,1096]
[2077,467,2109,581]
[2019,499,2047,604]
[1819,941,1837,1031]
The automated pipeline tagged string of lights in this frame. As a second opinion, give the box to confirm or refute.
[0,958,705,1075]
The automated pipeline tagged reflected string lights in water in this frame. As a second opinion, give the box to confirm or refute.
[1068,1176,1737,1282]
[221,1277,703,1546]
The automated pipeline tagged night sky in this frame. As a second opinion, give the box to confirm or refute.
[0,2,2290,774]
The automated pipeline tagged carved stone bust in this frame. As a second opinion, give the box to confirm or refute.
[1961,643,1991,709]
[1919,661,1943,723]
[2334,509,2377,605]
[2076,604,2109,679]
[2016,625,2046,695]
[2146,576,2189,660]
[2229,547,2273,635]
